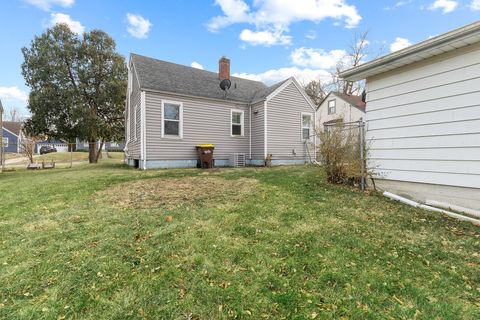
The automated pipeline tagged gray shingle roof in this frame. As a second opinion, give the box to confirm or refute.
[131,53,285,103]
[250,78,290,103]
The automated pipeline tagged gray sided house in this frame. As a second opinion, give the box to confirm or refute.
[125,54,316,169]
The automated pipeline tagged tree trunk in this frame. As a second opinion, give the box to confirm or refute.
[88,140,97,163]
[94,140,104,163]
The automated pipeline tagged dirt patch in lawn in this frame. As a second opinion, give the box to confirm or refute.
[98,176,260,209]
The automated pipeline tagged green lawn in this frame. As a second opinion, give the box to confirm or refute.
[0,163,478,319]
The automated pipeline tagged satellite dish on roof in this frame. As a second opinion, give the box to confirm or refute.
[220,78,231,91]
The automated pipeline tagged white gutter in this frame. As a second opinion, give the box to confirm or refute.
[383,191,480,226]
[340,21,480,81]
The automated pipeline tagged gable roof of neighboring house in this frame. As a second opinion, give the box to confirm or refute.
[339,21,480,81]
[320,91,366,112]
[131,53,273,103]
[2,121,22,137]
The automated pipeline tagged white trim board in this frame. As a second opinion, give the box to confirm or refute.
[1,127,19,138]
[141,91,147,170]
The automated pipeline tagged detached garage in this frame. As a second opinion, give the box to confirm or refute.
[340,21,480,210]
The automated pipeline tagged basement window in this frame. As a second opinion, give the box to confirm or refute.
[162,101,183,138]
[231,109,244,136]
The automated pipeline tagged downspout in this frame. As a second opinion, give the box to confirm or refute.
[249,104,252,160]
[384,192,480,226]
[141,91,147,170]
[264,100,268,159]
[313,109,317,161]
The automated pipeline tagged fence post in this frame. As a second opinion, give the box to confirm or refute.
[359,118,365,191]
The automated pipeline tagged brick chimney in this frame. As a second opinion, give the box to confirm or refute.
[219,56,230,80]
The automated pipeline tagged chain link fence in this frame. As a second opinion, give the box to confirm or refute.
[321,119,366,190]
[0,142,125,172]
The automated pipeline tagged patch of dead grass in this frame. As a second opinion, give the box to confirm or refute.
[98,176,260,209]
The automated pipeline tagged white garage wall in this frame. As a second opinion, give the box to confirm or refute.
[366,42,480,190]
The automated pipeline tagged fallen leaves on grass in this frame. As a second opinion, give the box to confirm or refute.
[97,176,259,209]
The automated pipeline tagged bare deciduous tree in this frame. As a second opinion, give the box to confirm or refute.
[20,137,37,164]
[334,30,371,95]
[303,79,329,108]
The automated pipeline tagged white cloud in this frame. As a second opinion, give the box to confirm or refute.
[390,37,412,52]
[50,13,85,34]
[428,0,458,13]
[305,30,317,40]
[291,47,347,69]
[384,0,413,10]
[239,28,292,46]
[0,87,29,104]
[24,0,74,11]
[470,0,480,10]
[207,0,252,31]
[191,62,204,70]
[126,13,152,39]
[207,0,361,46]
[234,67,331,85]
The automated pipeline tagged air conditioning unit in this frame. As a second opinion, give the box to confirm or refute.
[230,153,246,167]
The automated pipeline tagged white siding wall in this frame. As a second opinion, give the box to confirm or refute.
[315,93,365,131]
[366,42,480,190]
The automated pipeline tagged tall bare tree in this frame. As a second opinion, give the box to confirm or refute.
[334,30,371,95]
[303,79,329,109]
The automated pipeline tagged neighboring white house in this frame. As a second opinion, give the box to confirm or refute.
[315,91,366,131]
[339,21,480,210]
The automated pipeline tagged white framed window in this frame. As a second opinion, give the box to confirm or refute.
[231,109,244,136]
[134,105,140,141]
[301,113,313,141]
[2,137,8,148]
[328,99,336,115]
[162,100,183,138]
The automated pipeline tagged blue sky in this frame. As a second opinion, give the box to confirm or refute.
[0,0,479,116]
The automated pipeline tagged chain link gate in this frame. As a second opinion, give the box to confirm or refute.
[323,119,366,191]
